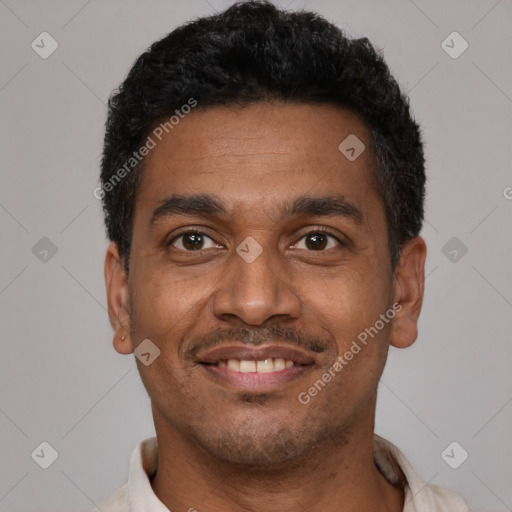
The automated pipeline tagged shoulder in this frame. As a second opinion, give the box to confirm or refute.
[91,482,129,512]
[373,434,471,512]
[411,480,471,512]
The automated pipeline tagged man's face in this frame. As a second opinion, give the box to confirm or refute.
[118,102,401,466]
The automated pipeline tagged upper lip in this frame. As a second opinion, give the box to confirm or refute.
[197,344,316,365]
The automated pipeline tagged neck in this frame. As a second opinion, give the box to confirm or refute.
[150,401,404,512]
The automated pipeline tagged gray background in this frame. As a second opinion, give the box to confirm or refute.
[0,1,511,511]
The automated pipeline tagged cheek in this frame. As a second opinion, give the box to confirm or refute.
[129,260,207,340]
[128,271,202,408]
[306,265,392,339]
[301,266,393,398]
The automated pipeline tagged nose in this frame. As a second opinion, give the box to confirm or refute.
[212,241,302,326]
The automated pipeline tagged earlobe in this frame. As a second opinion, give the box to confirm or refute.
[104,242,134,355]
[389,237,427,349]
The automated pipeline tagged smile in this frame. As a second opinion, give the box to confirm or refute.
[217,358,295,373]
[197,345,316,391]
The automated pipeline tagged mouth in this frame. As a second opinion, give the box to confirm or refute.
[197,345,316,391]
[217,357,295,372]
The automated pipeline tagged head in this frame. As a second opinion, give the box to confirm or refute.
[102,1,426,468]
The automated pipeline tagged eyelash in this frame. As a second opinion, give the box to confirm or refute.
[167,227,345,252]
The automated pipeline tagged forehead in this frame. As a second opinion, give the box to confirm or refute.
[135,102,378,220]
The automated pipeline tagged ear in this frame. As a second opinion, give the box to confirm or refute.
[104,242,133,355]
[389,236,427,349]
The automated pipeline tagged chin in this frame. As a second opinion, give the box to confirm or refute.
[191,413,340,470]
[199,429,308,468]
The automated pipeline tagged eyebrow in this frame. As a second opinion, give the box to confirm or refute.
[149,193,363,228]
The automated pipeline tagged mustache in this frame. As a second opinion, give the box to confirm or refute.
[185,324,330,362]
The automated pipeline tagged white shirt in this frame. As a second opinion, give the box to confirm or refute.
[93,434,470,511]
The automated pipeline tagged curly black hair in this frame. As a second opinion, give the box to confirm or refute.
[100,0,425,275]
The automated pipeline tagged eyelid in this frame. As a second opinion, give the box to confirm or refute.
[167,228,219,249]
[292,226,346,249]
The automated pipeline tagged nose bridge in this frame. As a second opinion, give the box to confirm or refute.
[238,239,279,290]
[212,236,300,325]
[232,237,282,302]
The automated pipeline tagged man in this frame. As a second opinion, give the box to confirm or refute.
[96,1,470,510]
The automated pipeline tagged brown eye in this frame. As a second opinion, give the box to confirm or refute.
[169,231,217,251]
[295,231,341,251]
[306,233,328,250]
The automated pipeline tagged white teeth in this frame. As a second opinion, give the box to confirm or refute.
[220,358,295,373]
[274,358,286,371]
[227,359,240,371]
[256,359,274,373]
[239,360,256,373]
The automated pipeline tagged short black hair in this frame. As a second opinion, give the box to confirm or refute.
[100,0,425,275]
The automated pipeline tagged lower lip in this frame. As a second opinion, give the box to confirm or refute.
[200,363,313,391]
